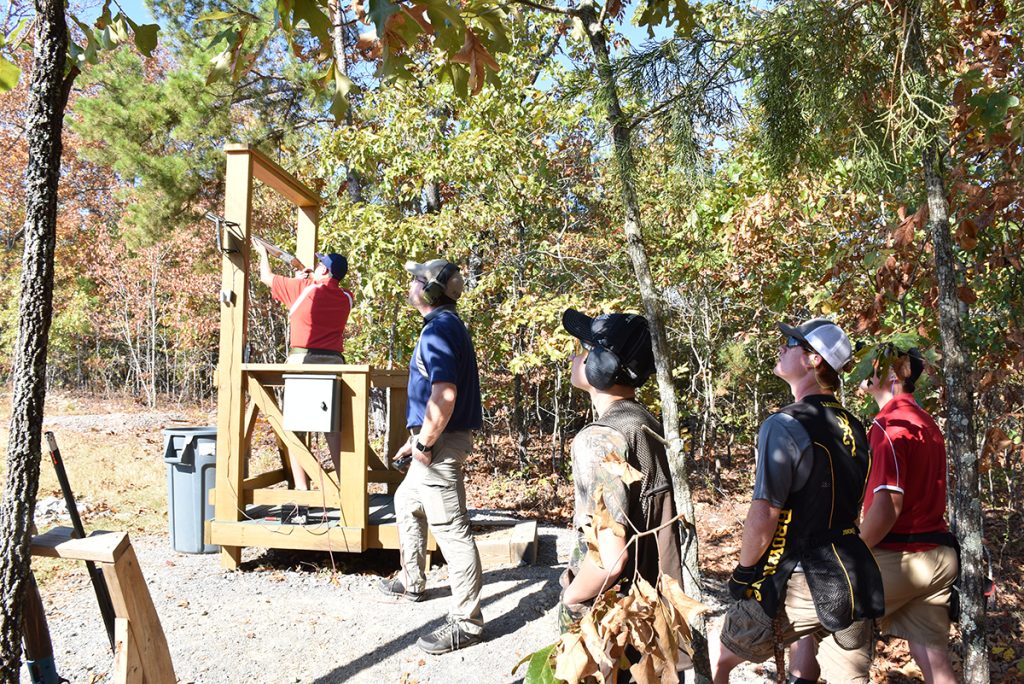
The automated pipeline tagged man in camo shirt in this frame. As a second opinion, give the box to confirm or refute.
[558,309,682,632]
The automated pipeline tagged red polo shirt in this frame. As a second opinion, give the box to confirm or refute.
[271,275,353,353]
[864,394,949,552]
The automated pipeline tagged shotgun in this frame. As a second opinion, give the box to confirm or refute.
[44,432,116,652]
[253,235,308,272]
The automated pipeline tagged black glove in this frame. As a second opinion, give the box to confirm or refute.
[728,563,757,600]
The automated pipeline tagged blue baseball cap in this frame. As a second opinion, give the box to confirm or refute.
[316,253,348,280]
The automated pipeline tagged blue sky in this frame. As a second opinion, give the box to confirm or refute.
[78,0,155,25]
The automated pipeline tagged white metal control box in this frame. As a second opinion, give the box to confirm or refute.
[282,374,341,432]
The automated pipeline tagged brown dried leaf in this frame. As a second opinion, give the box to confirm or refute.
[592,486,627,539]
[956,218,979,250]
[982,427,1012,460]
[601,453,643,485]
[450,27,500,95]
[957,286,978,304]
[554,632,597,684]
[658,573,710,626]
[630,653,659,684]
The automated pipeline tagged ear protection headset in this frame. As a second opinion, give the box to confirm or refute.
[421,262,458,306]
[583,316,652,391]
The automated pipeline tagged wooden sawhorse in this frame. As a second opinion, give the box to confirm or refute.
[30,527,175,684]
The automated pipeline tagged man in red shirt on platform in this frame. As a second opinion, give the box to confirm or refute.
[255,241,353,490]
[807,346,958,684]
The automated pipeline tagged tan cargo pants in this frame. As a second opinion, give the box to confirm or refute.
[395,430,483,634]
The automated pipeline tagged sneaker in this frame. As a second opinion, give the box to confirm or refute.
[378,577,424,602]
[416,617,483,654]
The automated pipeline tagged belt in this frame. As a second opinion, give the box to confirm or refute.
[290,347,343,356]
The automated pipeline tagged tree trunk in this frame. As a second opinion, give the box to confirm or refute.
[922,145,987,682]
[329,0,362,203]
[578,3,709,679]
[0,2,71,680]
[904,3,988,679]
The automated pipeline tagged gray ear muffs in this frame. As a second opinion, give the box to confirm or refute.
[585,346,623,391]
[422,263,457,305]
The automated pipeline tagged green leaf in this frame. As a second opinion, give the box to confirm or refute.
[197,10,239,22]
[514,644,559,684]
[293,0,331,45]
[0,55,20,91]
[367,0,401,41]
[133,24,159,57]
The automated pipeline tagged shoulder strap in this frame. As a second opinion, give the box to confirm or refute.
[288,283,318,318]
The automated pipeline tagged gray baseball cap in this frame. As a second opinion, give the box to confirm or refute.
[779,318,852,372]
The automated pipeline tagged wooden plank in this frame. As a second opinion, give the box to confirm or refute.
[511,520,539,565]
[338,372,369,529]
[247,489,337,507]
[224,144,319,208]
[387,387,408,465]
[209,520,365,553]
[370,373,410,389]
[296,205,318,271]
[247,376,340,494]
[214,148,254,571]
[366,524,436,552]
[242,363,371,376]
[367,443,388,470]
[30,528,129,564]
[367,470,405,484]
[242,398,259,460]
[113,618,142,684]
[102,545,176,684]
[243,468,288,490]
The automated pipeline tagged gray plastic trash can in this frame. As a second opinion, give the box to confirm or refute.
[162,427,218,554]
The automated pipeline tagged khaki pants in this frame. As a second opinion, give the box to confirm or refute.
[395,431,483,634]
[818,544,957,680]
[720,572,871,684]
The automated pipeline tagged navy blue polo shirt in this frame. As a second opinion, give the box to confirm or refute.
[407,306,483,432]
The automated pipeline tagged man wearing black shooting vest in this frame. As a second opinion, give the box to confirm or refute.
[711,318,884,684]
[558,309,683,634]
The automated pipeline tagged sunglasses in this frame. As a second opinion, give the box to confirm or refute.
[571,339,594,359]
[784,336,812,351]
[410,275,427,285]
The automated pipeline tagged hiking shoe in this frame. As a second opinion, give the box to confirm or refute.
[416,617,483,654]
[378,577,424,602]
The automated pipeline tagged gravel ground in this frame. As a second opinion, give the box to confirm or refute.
[27,526,577,684]
[25,524,770,684]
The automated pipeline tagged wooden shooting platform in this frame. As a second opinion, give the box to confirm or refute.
[208,144,431,570]
[31,527,175,684]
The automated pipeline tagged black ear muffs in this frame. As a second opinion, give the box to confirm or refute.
[585,346,623,391]
[422,263,457,305]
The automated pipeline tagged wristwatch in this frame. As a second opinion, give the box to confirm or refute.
[414,439,433,454]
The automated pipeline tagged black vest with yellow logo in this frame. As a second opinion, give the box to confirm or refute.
[747,395,884,631]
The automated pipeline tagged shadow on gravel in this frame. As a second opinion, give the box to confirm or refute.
[310,532,563,683]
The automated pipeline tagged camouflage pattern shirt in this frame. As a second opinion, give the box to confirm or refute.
[569,424,631,575]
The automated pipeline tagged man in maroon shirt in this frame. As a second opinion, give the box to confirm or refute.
[255,242,353,489]
[805,347,958,684]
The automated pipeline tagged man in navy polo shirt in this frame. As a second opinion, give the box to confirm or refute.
[379,257,484,654]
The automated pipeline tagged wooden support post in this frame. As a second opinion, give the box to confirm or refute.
[101,545,176,684]
[296,205,318,269]
[214,148,254,570]
[338,371,369,532]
